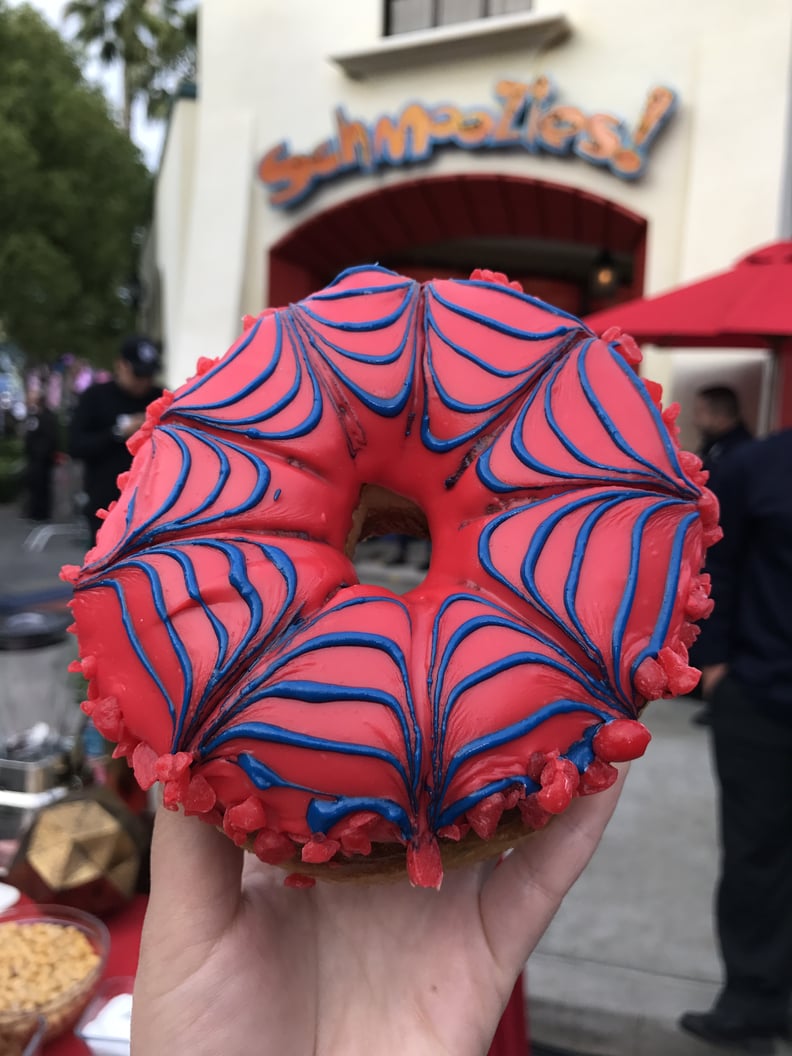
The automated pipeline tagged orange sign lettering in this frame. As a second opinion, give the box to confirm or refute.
[258,79,676,209]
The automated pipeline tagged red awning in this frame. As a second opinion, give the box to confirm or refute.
[585,240,792,349]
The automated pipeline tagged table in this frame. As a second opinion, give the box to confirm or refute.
[40,896,528,1055]
[490,978,529,1056]
[43,896,147,1056]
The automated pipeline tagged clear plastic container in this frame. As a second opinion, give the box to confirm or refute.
[0,904,109,1048]
[75,977,134,1056]
[22,1016,46,1056]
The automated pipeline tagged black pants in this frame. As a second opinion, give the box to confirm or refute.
[26,461,53,521]
[710,675,792,1026]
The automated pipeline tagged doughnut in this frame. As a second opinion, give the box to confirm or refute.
[63,265,720,889]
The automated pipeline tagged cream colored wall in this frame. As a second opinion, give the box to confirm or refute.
[155,97,198,387]
[158,0,792,385]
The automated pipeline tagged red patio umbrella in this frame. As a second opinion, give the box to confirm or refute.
[586,240,792,346]
[584,240,792,426]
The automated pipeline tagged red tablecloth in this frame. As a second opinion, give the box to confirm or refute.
[43,896,147,1056]
[490,977,530,1056]
[38,896,528,1055]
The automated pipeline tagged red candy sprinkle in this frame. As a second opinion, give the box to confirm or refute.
[601,327,642,366]
[335,811,382,856]
[526,750,548,783]
[112,733,139,759]
[579,758,619,795]
[155,752,194,811]
[662,401,681,426]
[685,578,715,620]
[223,796,268,845]
[679,622,701,647]
[518,795,552,830]
[467,792,506,839]
[91,696,123,740]
[593,719,652,763]
[195,356,217,375]
[301,834,341,864]
[225,795,267,832]
[339,831,372,855]
[643,378,663,407]
[284,873,316,889]
[536,757,579,814]
[658,645,701,696]
[131,742,159,790]
[407,838,443,889]
[634,656,667,700]
[155,752,193,783]
[469,267,524,291]
[254,829,297,865]
[183,774,217,815]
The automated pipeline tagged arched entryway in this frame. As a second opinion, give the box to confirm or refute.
[268,174,647,313]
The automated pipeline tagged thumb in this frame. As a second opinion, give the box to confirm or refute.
[144,807,243,948]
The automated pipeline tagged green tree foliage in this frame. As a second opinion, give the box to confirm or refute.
[64,0,198,134]
[146,3,197,122]
[0,2,151,365]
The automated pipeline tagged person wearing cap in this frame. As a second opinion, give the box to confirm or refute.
[69,336,163,544]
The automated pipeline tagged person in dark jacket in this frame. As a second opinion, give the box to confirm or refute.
[70,336,163,544]
[693,385,753,480]
[23,389,59,521]
[688,386,753,721]
[680,429,792,1052]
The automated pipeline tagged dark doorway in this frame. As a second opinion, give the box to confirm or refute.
[268,173,647,315]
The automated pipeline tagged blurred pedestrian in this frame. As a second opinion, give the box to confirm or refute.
[69,337,163,545]
[688,386,753,723]
[693,385,752,480]
[23,386,59,521]
[680,429,792,1053]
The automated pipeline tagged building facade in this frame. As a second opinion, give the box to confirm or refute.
[148,0,792,446]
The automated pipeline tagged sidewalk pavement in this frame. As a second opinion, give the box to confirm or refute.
[0,502,86,615]
[526,699,792,1056]
[2,504,783,1055]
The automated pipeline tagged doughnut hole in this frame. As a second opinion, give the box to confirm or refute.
[345,484,430,563]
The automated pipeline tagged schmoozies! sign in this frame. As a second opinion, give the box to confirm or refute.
[258,78,677,209]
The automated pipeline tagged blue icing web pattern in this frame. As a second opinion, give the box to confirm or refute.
[75,264,708,854]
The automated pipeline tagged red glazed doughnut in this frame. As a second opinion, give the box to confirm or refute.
[65,266,719,888]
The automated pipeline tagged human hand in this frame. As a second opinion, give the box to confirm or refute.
[700,663,728,699]
[132,768,627,1056]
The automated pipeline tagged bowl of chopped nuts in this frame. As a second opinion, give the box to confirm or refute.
[0,903,110,1051]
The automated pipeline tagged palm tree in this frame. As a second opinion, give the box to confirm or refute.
[145,4,197,122]
[64,1,196,135]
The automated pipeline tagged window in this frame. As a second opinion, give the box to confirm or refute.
[385,0,533,36]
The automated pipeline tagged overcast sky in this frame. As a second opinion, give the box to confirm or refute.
[12,0,164,167]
